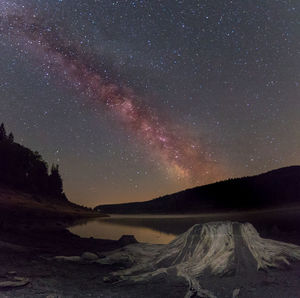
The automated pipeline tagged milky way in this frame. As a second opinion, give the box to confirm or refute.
[0,0,221,182]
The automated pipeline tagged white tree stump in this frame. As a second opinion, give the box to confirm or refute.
[99,222,300,297]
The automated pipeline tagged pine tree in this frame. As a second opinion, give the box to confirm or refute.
[0,123,66,198]
[8,132,14,143]
[0,123,6,141]
[49,164,63,196]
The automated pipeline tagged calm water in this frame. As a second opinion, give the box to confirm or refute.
[69,216,177,244]
[69,208,300,244]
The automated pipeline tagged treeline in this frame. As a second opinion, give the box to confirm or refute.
[97,166,300,214]
[0,123,67,200]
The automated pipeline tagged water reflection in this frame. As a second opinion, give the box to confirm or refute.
[69,208,300,245]
[69,217,177,244]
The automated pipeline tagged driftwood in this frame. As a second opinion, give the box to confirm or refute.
[53,222,300,297]
[0,276,30,289]
[96,222,300,297]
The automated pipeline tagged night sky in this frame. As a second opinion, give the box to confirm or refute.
[0,0,299,206]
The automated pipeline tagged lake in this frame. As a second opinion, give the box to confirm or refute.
[69,208,300,244]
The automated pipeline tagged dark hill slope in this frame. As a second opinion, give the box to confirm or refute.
[0,122,106,220]
[0,186,106,225]
[96,166,300,214]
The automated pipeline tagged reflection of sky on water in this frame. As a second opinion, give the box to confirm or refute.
[69,209,300,244]
[69,218,176,244]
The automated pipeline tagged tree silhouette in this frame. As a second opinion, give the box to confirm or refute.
[0,123,6,141]
[8,132,14,143]
[0,122,67,200]
[49,164,63,196]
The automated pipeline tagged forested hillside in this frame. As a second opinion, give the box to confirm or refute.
[0,123,66,200]
[96,166,300,214]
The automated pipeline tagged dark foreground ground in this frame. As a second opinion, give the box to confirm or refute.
[0,224,188,298]
[1,220,300,298]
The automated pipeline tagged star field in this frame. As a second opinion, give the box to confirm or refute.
[0,0,299,206]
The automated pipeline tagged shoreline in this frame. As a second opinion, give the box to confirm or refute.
[1,188,300,296]
[98,203,300,218]
[1,218,300,297]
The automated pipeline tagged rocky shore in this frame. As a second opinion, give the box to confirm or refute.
[0,222,146,298]
[1,221,300,297]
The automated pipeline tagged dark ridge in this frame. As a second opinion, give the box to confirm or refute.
[0,122,66,200]
[0,122,104,220]
[96,166,300,214]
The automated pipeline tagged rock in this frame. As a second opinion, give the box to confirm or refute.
[103,275,120,283]
[54,252,99,263]
[54,256,81,262]
[97,254,134,267]
[0,277,30,288]
[118,235,138,246]
[81,252,99,261]
[232,288,240,298]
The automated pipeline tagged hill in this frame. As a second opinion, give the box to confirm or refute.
[0,186,106,226]
[96,166,300,214]
[0,122,105,221]
[0,123,66,199]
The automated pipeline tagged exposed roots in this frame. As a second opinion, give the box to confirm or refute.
[241,223,300,270]
[56,222,300,297]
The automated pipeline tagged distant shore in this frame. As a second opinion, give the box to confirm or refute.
[98,204,300,218]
